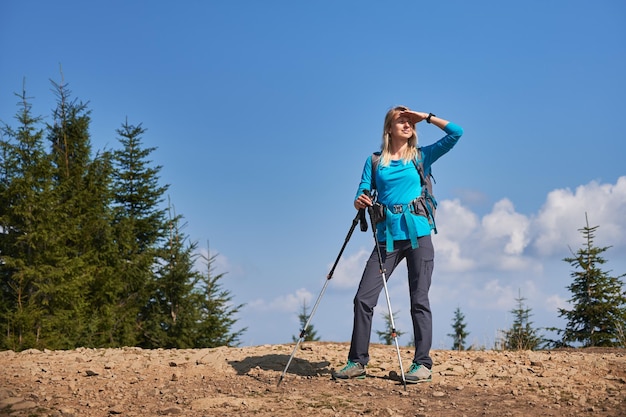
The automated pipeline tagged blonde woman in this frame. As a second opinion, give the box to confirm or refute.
[332,106,463,383]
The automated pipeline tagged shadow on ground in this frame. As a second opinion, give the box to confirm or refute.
[228,354,331,377]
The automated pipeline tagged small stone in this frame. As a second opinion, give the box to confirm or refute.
[10,400,37,411]
[0,397,25,407]
[159,406,183,414]
[59,408,76,417]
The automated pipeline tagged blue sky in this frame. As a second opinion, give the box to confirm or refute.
[1,1,625,349]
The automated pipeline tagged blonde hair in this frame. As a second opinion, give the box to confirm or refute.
[380,106,418,166]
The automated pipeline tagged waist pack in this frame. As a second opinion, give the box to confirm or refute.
[370,149,438,234]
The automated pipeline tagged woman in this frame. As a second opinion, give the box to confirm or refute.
[332,106,463,383]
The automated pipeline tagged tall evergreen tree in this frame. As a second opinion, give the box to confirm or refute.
[106,120,169,346]
[558,215,626,347]
[292,300,320,342]
[1,76,244,350]
[447,307,469,351]
[501,290,542,350]
[42,77,115,348]
[0,86,54,350]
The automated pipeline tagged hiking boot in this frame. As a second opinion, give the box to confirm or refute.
[405,363,432,383]
[331,360,366,380]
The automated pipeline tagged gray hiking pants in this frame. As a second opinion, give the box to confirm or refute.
[348,236,434,369]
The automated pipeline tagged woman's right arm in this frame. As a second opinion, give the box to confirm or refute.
[354,155,374,210]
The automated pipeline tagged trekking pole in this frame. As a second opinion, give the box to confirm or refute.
[278,210,366,386]
[363,190,407,390]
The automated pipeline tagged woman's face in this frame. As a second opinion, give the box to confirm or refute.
[389,113,414,141]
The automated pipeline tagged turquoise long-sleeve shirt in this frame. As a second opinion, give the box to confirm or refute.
[355,122,464,249]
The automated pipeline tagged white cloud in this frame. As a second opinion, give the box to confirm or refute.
[248,288,313,313]
[435,198,537,273]
[433,199,478,272]
[237,177,626,346]
[481,199,530,256]
[544,294,570,312]
[329,248,370,289]
[433,177,626,276]
[479,279,517,309]
[533,176,626,256]
[437,199,479,240]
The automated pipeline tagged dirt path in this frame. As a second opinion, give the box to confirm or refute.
[1,342,624,416]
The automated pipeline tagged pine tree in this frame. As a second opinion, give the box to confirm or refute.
[106,120,169,346]
[112,120,168,251]
[558,215,626,347]
[138,208,246,348]
[43,78,116,348]
[138,206,199,348]
[0,86,53,350]
[376,311,405,345]
[292,300,320,342]
[1,76,245,350]
[447,307,469,351]
[192,247,246,347]
[501,290,542,350]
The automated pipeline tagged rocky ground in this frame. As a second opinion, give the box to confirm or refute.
[0,342,624,417]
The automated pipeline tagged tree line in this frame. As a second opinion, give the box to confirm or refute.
[448,215,626,350]
[0,78,245,351]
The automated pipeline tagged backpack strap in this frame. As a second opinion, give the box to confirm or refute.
[370,151,381,192]
[412,148,427,188]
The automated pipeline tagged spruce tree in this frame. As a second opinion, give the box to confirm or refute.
[112,120,168,251]
[192,247,246,347]
[138,209,245,348]
[43,77,115,348]
[502,290,542,350]
[447,307,469,351]
[558,215,626,347]
[376,311,405,345]
[0,86,53,350]
[1,76,245,350]
[138,206,198,348]
[108,120,169,346]
[292,300,320,342]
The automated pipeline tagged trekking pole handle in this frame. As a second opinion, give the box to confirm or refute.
[359,209,367,232]
[358,189,374,232]
[362,190,373,212]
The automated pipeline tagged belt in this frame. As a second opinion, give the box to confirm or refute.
[382,202,420,252]
[387,202,418,214]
